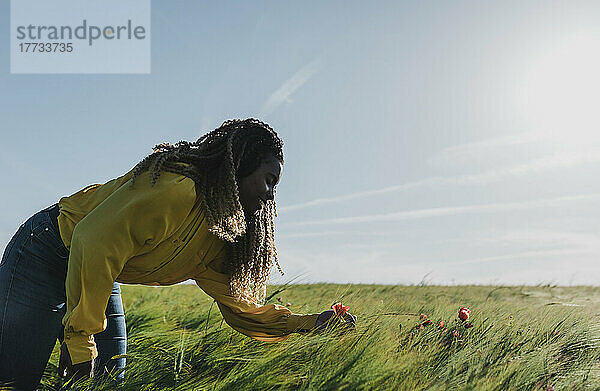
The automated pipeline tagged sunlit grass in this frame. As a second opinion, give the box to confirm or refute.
[29,284,600,390]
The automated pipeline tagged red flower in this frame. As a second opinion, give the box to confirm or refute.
[458,307,471,321]
[438,321,445,328]
[331,302,350,317]
[420,313,428,320]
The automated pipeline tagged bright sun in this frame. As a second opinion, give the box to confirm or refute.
[522,32,600,144]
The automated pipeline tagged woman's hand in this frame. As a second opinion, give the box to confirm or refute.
[58,341,94,383]
[314,309,357,332]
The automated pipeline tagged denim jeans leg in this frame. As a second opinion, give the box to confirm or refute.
[0,207,69,391]
[94,281,127,382]
[0,205,128,390]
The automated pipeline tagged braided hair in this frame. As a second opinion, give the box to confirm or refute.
[129,118,284,302]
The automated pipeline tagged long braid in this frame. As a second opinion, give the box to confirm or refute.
[129,118,284,302]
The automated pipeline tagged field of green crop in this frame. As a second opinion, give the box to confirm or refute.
[31,284,600,390]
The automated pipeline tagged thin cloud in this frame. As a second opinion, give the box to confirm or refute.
[277,230,393,239]
[277,230,349,239]
[283,192,600,227]
[431,248,591,267]
[278,149,600,213]
[444,230,600,248]
[428,132,541,167]
[259,59,320,116]
[430,130,600,168]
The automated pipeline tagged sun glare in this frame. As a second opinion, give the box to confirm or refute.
[522,32,600,145]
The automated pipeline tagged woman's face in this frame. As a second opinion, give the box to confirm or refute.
[237,155,282,217]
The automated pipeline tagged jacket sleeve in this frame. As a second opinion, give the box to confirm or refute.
[62,173,196,364]
[193,257,319,341]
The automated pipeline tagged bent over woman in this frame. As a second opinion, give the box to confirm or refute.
[0,119,356,390]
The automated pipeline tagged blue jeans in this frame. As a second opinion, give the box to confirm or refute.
[0,204,127,390]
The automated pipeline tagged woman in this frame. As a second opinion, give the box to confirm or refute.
[0,119,356,390]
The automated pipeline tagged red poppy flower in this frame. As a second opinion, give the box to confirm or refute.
[420,313,428,320]
[458,307,471,321]
[438,321,445,328]
[331,302,350,317]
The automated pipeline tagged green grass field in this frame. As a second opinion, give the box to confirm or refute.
[36,283,600,390]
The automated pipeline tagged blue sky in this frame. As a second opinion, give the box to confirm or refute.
[1,1,599,285]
